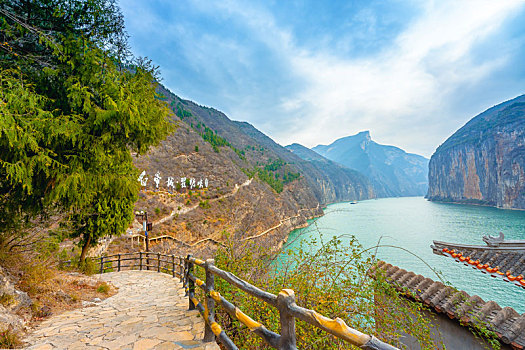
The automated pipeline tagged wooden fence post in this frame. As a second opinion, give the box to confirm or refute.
[187,255,195,310]
[118,254,121,272]
[157,252,161,272]
[172,255,175,278]
[277,289,297,350]
[183,257,188,296]
[203,259,216,342]
[99,257,104,274]
[139,252,143,271]
[179,256,184,283]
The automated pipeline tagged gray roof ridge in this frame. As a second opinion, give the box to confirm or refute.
[371,260,525,349]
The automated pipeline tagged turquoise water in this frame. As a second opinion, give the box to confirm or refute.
[283,197,525,313]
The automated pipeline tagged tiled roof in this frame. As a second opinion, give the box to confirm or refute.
[431,235,525,289]
[372,261,525,349]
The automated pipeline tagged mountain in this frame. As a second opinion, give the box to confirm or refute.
[285,143,374,202]
[312,131,429,197]
[233,122,374,203]
[427,94,525,209]
[130,85,375,254]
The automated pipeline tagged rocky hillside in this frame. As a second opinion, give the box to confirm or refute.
[233,122,374,203]
[313,131,429,197]
[427,94,525,209]
[128,85,375,254]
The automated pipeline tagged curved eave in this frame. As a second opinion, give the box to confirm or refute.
[431,241,525,290]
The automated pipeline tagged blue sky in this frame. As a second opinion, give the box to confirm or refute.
[119,0,525,157]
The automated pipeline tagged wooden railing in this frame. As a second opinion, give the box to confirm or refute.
[95,252,184,278]
[95,253,397,350]
[127,233,225,248]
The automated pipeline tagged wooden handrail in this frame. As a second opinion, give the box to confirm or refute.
[185,256,398,350]
[96,252,182,277]
[89,253,397,350]
[127,234,225,248]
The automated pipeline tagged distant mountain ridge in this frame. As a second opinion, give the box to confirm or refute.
[312,131,429,197]
[230,121,374,203]
[427,94,525,209]
[160,89,375,204]
[281,142,374,202]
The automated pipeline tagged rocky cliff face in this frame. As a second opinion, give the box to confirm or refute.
[427,95,525,209]
[313,131,429,197]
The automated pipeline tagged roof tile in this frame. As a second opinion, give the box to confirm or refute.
[373,261,525,349]
[432,239,525,288]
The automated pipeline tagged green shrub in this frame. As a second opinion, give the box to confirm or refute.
[96,282,110,294]
[57,249,70,266]
[80,258,98,275]
[199,200,210,209]
[207,236,446,349]
[67,256,98,275]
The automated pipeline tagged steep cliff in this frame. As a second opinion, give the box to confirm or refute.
[313,131,429,197]
[427,94,525,209]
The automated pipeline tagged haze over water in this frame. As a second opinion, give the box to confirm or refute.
[284,197,525,313]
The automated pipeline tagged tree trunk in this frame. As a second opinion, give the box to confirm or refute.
[79,234,92,265]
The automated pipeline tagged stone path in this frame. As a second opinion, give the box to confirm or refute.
[24,271,220,350]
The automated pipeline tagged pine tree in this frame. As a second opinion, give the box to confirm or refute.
[0,0,173,262]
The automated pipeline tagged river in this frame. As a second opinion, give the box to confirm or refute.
[283,197,525,313]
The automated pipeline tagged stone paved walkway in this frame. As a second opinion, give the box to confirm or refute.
[24,271,220,350]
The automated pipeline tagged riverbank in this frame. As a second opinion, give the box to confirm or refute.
[427,197,525,211]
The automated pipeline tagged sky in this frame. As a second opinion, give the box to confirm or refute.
[119,0,525,158]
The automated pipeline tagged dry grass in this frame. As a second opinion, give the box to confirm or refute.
[27,270,117,324]
[0,250,116,327]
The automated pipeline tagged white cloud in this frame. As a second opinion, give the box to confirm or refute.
[199,0,523,156]
[277,1,524,156]
[122,0,525,157]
